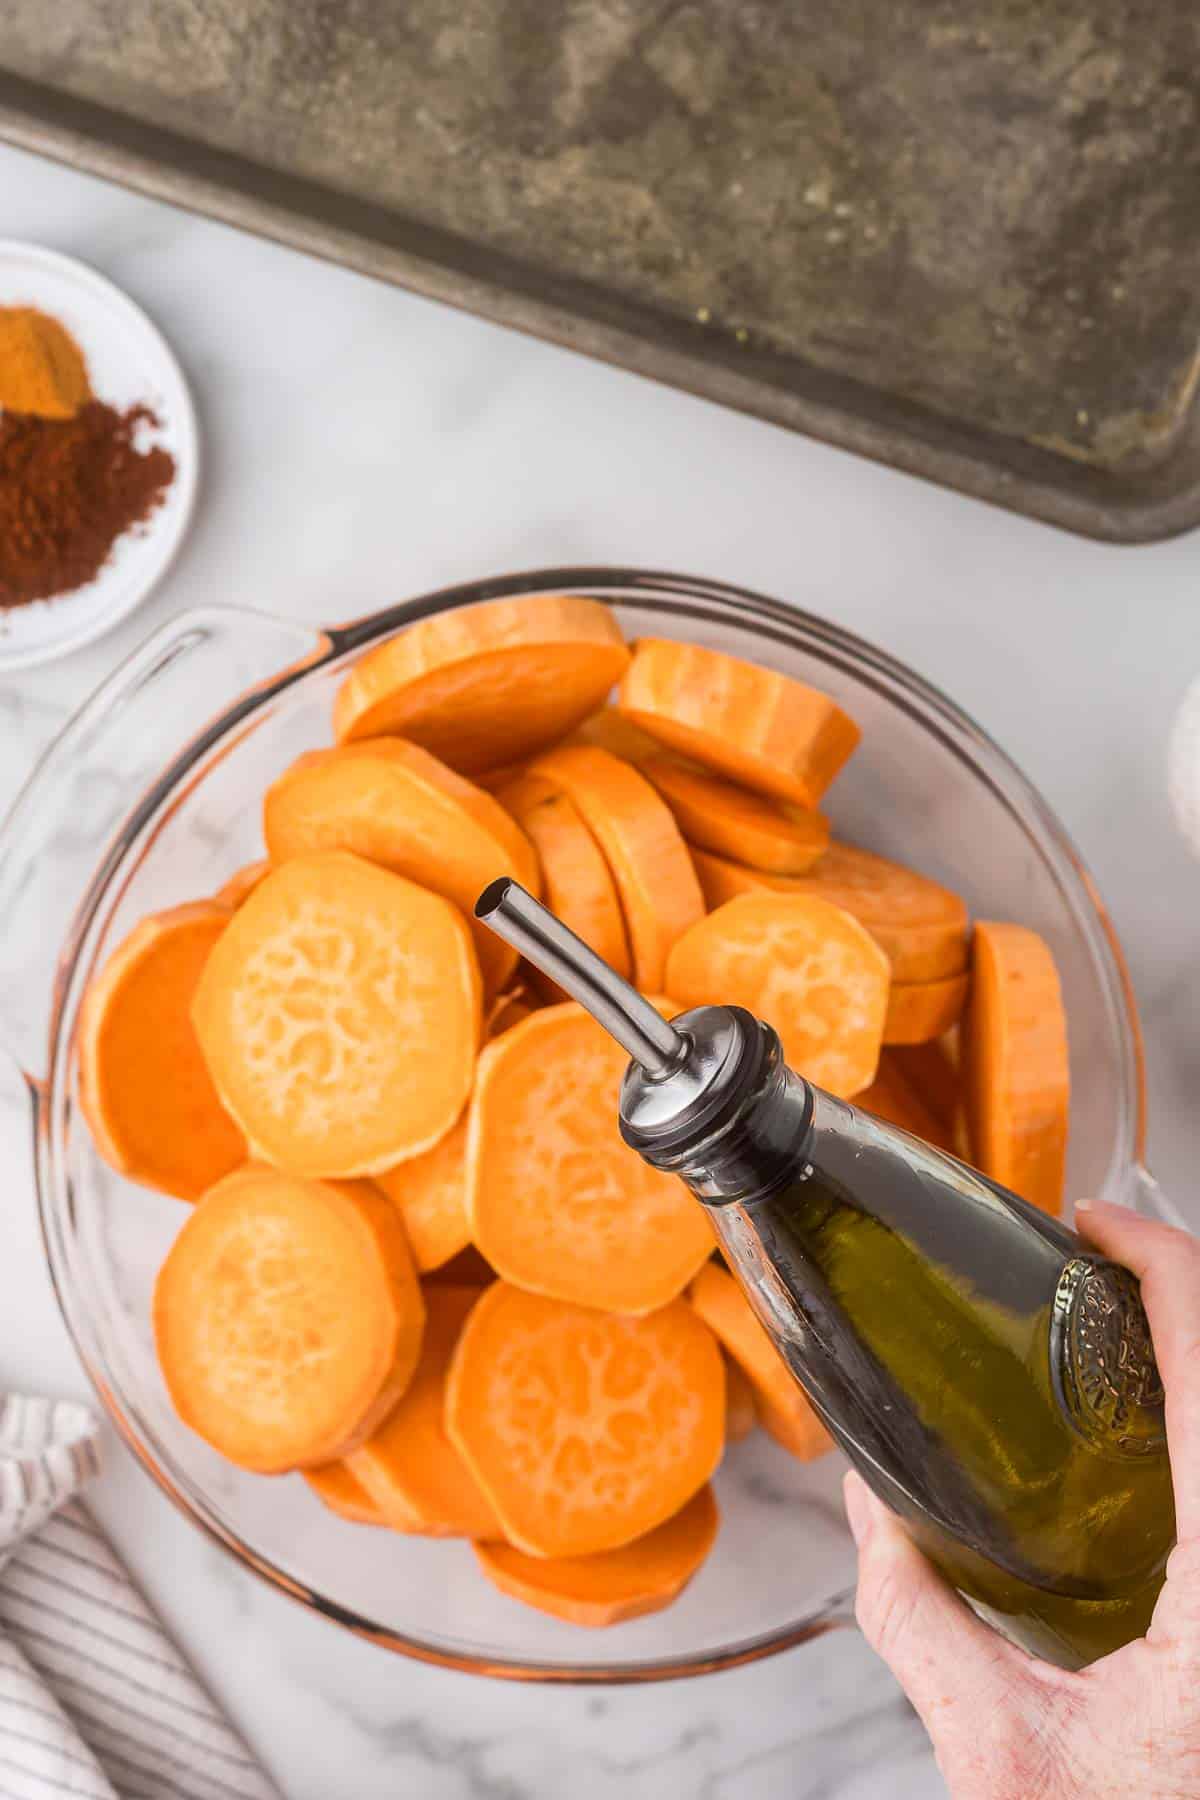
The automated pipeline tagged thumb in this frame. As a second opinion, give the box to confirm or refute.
[844,1472,1027,1740]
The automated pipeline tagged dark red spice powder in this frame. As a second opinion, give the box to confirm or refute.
[0,401,176,609]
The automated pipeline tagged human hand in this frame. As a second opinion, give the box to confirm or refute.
[844,1199,1200,1800]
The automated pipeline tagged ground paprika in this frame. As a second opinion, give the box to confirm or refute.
[0,401,176,609]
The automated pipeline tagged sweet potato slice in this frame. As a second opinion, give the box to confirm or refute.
[689,1264,831,1463]
[377,1117,470,1273]
[724,1355,759,1443]
[154,1166,425,1473]
[618,639,860,807]
[376,982,543,1270]
[665,893,890,1098]
[263,738,537,995]
[691,843,969,983]
[446,1283,725,1556]
[497,771,631,996]
[883,972,969,1045]
[473,761,531,794]
[962,922,1069,1216]
[192,851,481,1177]
[856,1051,955,1154]
[79,902,245,1203]
[528,745,703,989]
[486,988,537,1035]
[889,1035,961,1137]
[641,757,829,875]
[349,1286,500,1538]
[213,861,270,909]
[468,1004,715,1314]
[304,1462,387,1526]
[333,594,630,771]
[569,707,661,764]
[474,1485,719,1627]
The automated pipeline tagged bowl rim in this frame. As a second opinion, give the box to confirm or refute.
[38,565,1147,1682]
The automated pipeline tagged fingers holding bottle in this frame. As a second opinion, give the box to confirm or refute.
[1076,1200,1200,1545]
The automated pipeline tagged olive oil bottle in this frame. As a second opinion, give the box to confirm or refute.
[477,879,1174,1668]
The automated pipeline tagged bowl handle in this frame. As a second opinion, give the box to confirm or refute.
[0,605,329,1086]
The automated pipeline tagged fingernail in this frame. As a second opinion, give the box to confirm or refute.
[1074,1198,1094,1213]
[843,1471,874,1547]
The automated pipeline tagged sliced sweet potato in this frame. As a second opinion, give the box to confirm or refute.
[474,1485,719,1627]
[889,1034,961,1136]
[376,1117,470,1273]
[569,706,661,764]
[468,1003,715,1314]
[856,1051,955,1154]
[618,639,860,807]
[961,922,1069,1216]
[665,893,890,1097]
[263,738,538,994]
[689,1264,832,1463]
[691,842,969,983]
[641,756,829,875]
[192,851,481,1177]
[154,1166,425,1473]
[304,1462,387,1526]
[333,594,630,771]
[446,1283,725,1556]
[376,979,545,1269]
[349,1286,500,1538]
[724,1355,759,1443]
[213,861,270,909]
[528,745,703,989]
[473,761,531,794]
[497,771,631,996]
[79,902,245,1203]
[486,987,537,1035]
[884,972,969,1045]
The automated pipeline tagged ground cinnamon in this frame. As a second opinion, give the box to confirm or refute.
[0,402,176,609]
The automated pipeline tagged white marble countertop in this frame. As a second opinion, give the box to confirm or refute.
[1,141,1198,1800]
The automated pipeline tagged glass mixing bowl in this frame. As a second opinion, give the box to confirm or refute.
[0,569,1171,1682]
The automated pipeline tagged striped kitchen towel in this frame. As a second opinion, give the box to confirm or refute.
[0,1393,278,1800]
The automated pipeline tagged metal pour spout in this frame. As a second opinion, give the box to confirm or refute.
[474,878,688,1078]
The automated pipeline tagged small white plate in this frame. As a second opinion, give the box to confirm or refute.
[0,242,199,671]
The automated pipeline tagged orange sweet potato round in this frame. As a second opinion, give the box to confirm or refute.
[334,594,630,771]
[349,1285,500,1538]
[192,851,481,1177]
[962,922,1069,1216]
[155,1165,425,1473]
[304,1462,387,1526]
[528,745,703,991]
[691,842,969,984]
[689,1264,831,1463]
[618,639,860,807]
[641,757,829,875]
[80,902,245,1203]
[263,738,537,995]
[446,1282,725,1557]
[467,1003,715,1315]
[474,1485,719,1626]
[666,893,890,1098]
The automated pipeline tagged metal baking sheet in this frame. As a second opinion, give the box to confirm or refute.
[3,2,1200,541]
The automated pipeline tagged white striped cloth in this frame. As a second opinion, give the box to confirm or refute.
[0,1394,278,1800]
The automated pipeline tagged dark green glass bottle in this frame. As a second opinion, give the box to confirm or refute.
[477,880,1175,1669]
[623,1016,1173,1668]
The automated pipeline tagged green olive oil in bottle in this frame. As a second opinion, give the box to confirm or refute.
[477,881,1174,1668]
